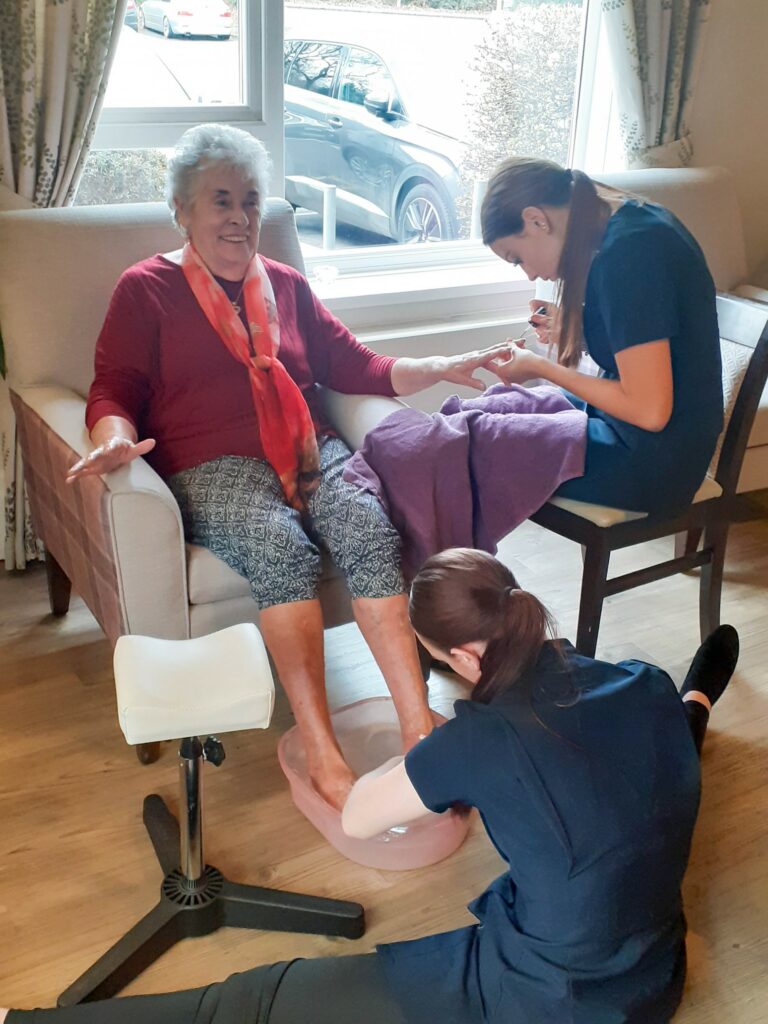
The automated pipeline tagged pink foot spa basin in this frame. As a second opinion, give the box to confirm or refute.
[277,697,472,870]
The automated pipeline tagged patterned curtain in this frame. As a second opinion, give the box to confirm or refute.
[602,0,713,168]
[0,0,125,570]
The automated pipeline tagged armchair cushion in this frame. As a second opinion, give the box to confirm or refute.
[186,543,345,606]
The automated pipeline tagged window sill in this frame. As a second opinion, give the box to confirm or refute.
[309,257,535,334]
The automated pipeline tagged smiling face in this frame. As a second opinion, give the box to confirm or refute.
[488,204,568,282]
[176,164,261,280]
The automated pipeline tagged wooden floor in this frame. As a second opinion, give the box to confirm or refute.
[1,519,767,1020]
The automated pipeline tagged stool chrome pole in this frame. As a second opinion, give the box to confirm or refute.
[179,736,204,881]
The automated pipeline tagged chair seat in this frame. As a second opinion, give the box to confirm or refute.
[114,623,275,745]
[547,475,724,527]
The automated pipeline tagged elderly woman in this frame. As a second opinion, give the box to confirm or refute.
[67,123,506,809]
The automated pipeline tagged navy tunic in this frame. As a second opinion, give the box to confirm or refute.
[554,201,723,515]
[378,642,701,1024]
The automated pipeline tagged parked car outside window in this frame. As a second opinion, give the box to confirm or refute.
[137,0,233,40]
[284,38,463,244]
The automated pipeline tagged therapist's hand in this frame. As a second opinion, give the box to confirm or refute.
[490,342,547,386]
[66,436,156,483]
[528,299,556,347]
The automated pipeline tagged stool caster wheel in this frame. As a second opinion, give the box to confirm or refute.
[136,742,162,765]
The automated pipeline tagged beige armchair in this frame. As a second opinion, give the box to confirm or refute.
[0,199,402,660]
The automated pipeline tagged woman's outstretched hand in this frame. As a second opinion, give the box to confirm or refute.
[440,343,514,391]
[66,436,156,484]
[390,344,512,396]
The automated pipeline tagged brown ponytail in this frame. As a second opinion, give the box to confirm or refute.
[409,548,556,704]
[481,158,616,369]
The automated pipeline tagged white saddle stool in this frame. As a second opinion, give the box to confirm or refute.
[58,623,365,1007]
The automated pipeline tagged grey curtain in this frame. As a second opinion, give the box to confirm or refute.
[0,0,125,569]
[602,0,713,168]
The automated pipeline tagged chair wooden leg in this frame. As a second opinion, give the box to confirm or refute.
[136,742,162,765]
[45,549,72,616]
[674,529,703,559]
[575,538,611,658]
[699,523,729,641]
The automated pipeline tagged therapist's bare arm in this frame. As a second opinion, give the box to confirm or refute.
[341,758,434,840]
[492,339,674,432]
[66,415,155,483]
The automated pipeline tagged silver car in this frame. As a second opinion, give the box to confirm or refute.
[137,0,233,39]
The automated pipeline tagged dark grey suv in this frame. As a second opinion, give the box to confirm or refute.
[284,39,463,244]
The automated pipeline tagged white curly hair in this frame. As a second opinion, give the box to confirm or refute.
[166,123,272,228]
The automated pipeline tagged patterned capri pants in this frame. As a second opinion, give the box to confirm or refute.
[166,436,405,610]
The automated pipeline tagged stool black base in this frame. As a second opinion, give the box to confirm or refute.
[58,794,365,1006]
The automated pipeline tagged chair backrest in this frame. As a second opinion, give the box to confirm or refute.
[0,197,305,397]
[711,294,768,495]
[0,184,35,211]
[599,167,748,292]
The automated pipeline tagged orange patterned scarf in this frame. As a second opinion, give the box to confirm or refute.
[182,243,320,509]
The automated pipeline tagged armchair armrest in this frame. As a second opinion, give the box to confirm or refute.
[11,385,189,645]
[320,389,406,452]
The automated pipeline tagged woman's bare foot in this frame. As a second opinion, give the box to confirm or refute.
[1,1008,10,1024]
[310,762,356,810]
[308,751,357,811]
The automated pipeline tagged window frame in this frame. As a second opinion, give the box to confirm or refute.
[93,0,285,184]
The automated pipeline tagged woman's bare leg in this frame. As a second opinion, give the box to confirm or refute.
[353,594,434,751]
[260,599,354,810]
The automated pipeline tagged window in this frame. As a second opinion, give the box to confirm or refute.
[92,0,282,171]
[282,0,596,257]
[80,0,624,279]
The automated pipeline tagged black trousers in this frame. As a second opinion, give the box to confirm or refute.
[8,954,407,1024]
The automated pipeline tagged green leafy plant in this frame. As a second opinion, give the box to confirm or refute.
[456,1,582,234]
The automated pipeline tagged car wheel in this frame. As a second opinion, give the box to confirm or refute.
[136,7,145,31]
[396,184,454,244]
[163,16,174,39]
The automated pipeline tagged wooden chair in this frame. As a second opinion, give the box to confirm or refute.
[528,294,768,657]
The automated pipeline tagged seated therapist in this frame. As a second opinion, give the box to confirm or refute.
[482,157,724,516]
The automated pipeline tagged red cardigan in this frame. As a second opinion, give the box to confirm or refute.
[86,255,397,479]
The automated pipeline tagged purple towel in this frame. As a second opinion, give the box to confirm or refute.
[343,384,587,580]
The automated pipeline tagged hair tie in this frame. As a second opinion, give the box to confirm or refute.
[565,167,574,183]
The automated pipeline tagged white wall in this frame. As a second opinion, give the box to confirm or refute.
[688,0,768,273]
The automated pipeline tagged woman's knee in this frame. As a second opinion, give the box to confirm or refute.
[313,490,404,600]
[246,511,323,608]
[168,458,323,608]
